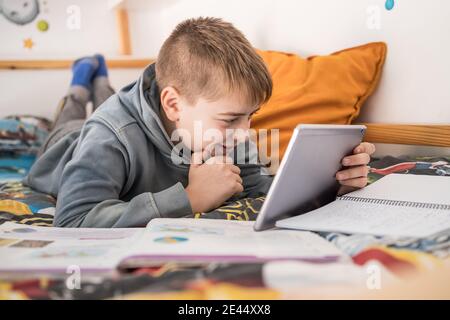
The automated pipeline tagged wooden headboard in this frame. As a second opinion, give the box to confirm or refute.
[1,59,449,148]
[359,123,450,148]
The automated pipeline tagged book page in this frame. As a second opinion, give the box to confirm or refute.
[123,218,346,263]
[0,222,143,273]
[0,222,141,240]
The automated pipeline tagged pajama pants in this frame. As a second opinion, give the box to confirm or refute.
[38,82,115,157]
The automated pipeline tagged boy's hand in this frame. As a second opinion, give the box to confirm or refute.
[185,153,244,213]
[336,142,376,196]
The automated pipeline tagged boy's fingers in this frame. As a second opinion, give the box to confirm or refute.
[337,185,358,196]
[336,165,369,181]
[230,165,241,175]
[234,182,244,194]
[205,156,218,164]
[354,142,376,155]
[342,153,371,166]
[338,177,368,188]
[205,156,234,165]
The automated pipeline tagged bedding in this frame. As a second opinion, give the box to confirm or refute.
[1,116,449,259]
[0,116,55,226]
[0,116,449,299]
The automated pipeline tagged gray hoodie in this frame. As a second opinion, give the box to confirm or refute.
[23,64,273,228]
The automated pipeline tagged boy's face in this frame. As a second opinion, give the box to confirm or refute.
[160,87,259,156]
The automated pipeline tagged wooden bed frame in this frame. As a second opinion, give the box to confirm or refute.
[1,59,449,148]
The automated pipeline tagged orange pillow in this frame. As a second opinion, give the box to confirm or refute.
[252,42,387,162]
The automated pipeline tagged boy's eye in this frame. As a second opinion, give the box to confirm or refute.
[221,118,238,124]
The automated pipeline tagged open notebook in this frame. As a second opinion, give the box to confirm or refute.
[0,218,344,275]
[276,174,450,238]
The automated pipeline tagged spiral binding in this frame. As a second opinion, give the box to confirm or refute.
[337,196,450,210]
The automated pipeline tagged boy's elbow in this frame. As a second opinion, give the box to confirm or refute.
[53,207,86,228]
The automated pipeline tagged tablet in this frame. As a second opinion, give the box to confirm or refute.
[254,124,366,231]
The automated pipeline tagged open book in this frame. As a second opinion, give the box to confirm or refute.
[276,174,450,238]
[0,218,344,275]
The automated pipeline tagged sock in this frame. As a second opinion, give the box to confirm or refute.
[70,57,98,89]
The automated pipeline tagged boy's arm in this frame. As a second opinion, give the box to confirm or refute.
[240,164,273,198]
[237,140,274,198]
[54,122,192,228]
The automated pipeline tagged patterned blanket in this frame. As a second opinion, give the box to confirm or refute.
[1,116,449,300]
[1,116,449,260]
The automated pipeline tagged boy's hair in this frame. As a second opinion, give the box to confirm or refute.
[156,17,272,107]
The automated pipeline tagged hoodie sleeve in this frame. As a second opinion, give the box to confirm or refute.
[54,122,193,228]
[237,140,274,198]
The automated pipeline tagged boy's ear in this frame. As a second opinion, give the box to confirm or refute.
[160,86,181,122]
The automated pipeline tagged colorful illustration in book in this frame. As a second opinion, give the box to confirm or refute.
[151,224,224,235]
[153,236,189,244]
[11,239,52,248]
[30,246,110,259]
[9,226,36,233]
[0,238,18,247]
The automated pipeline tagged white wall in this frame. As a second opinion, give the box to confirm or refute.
[0,0,118,58]
[0,69,140,119]
[1,0,450,125]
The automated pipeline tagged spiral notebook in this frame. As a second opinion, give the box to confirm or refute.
[276,174,450,238]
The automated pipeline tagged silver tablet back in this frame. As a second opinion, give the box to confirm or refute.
[254,124,366,231]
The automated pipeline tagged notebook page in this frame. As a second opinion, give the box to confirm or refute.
[276,198,450,238]
[344,174,450,205]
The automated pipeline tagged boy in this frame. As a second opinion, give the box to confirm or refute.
[24,17,375,228]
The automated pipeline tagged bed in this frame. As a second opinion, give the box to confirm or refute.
[0,114,449,299]
[2,42,450,296]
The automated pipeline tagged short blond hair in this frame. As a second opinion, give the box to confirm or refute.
[156,17,272,107]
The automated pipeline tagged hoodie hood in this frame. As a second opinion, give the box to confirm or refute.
[116,63,191,168]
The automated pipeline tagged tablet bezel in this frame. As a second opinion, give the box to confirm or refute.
[253,124,366,231]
